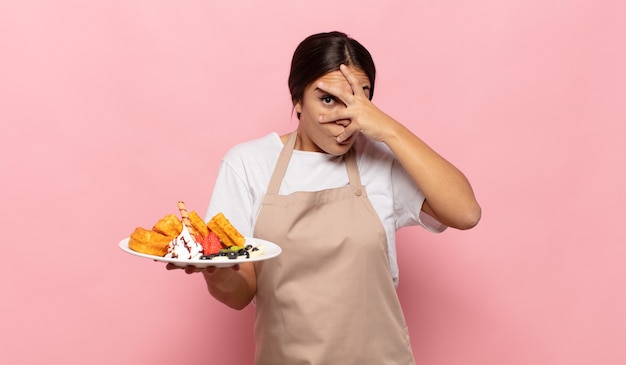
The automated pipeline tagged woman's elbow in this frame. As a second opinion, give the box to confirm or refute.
[455,204,481,230]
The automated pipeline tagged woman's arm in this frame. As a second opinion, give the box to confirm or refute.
[318,64,481,229]
[380,122,481,229]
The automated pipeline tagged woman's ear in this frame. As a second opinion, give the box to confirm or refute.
[293,101,302,119]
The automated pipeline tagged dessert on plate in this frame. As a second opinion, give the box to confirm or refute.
[127,201,265,262]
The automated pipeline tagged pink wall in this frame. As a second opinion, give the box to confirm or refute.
[1,1,625,364]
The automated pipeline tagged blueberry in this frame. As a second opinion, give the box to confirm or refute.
[227,251,238,260]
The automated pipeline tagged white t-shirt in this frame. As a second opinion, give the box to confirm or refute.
[206,132,446,286]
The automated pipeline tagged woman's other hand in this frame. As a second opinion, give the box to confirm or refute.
[166,263,257,310]
[166,262,240,277]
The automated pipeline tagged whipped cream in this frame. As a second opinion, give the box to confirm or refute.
[249,244,265,258]
[164,225,203,260]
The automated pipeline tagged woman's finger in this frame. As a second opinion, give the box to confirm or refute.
[335,125,359,143]
[318,110,351,125]
[339,64,366,97]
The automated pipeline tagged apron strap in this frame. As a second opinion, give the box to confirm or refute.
[266,131,362,195]
[266,132,297,195]
[344,148,362,187]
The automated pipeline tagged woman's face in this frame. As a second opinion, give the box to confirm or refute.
[294,66,371,155]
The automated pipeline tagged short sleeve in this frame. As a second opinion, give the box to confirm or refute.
[205,159,255,237]
[391,158,447,233]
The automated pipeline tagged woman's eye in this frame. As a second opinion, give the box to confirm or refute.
[320,95,335,105]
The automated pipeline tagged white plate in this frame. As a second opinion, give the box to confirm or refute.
[119,237,282,268]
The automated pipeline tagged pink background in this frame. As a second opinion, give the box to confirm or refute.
[1,1,625,364]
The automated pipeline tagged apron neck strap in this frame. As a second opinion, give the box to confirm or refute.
[345,148,361,186]
[267,132,362,195]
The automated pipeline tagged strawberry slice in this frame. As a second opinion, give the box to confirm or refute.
[206,231,223,254]
[195,231,223,255]
[195,234,210,255]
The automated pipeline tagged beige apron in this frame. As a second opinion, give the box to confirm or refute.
[252,132,415,365]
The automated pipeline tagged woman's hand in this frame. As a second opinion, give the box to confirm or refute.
[165,263,240,289]
[317,64,398,144]
[165,263,244,291]
[166,263,240,283]
[166,263,257,310]
[318,64,481,229]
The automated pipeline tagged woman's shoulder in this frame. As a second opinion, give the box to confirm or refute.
[223,132,283,161]
[227,132,282,153]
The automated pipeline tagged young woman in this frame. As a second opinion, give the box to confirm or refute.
[169,31,481,365]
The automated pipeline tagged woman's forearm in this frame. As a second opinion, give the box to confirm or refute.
[383,121,481,230]
[203,263,257,310]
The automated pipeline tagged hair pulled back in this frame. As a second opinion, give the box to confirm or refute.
[288,31,376,116]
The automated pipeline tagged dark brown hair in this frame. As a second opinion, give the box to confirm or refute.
[288,31,376,118]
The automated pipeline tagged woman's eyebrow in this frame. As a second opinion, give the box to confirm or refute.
[313,86,336,94]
